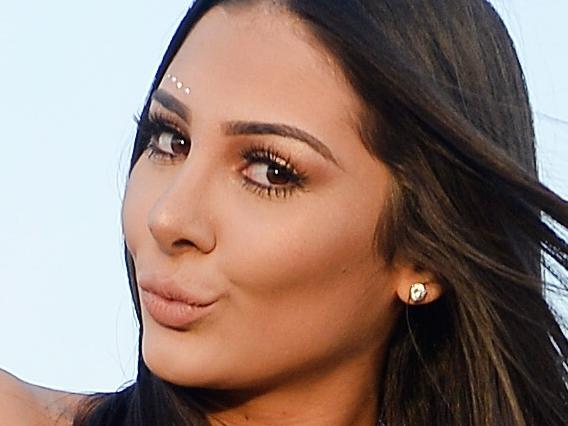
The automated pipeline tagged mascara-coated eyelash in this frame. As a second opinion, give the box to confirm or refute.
[135,112,190,163]
[239,143,308,199]
[134,114,308,199]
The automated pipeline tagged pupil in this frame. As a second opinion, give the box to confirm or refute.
[267,164,290,185]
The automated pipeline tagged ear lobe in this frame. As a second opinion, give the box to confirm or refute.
[393,267,444,305]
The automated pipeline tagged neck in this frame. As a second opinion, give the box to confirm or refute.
[199,351,383,426]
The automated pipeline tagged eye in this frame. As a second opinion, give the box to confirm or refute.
[152,131,190,157]
[243,162,296,186]
[136,113,191,162]
[240,145,308,199]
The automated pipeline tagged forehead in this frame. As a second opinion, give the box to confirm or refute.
[157,4,364,138]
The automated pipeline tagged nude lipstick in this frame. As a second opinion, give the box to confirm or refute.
[139,278,218,329]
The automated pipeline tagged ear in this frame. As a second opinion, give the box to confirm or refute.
[392,263,444,305]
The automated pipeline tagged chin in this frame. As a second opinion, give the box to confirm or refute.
[140,323,244,389]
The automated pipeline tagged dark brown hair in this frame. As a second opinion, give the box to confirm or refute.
[74,1,568,424]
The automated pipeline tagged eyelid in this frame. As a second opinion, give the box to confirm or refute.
[239,144,308,199]
[148,103,190,139]
[239,143,305,179]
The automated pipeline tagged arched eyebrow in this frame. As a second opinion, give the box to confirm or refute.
[151,89,342,168]
[152,89,191,121]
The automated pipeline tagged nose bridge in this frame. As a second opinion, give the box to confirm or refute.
[147,148,216,254]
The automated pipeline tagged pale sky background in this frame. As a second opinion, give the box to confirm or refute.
[0,1,566,394]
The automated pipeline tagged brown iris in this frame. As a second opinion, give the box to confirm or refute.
[171,135,190,156]
[266,164,292,185]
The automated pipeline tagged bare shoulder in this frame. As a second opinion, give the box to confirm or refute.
[0,369,89,425]
[0,369,42,425]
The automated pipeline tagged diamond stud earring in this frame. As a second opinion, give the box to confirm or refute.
[409,282,427,303]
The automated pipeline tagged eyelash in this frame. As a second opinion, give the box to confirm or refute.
[239,144,308,199]
[134,114,308,200]
[135,111,186,163]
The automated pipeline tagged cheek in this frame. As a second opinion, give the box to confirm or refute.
[121,160,161,257]
[215,184,392,352]
[220,179,386,288]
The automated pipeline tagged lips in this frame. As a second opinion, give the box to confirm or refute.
[138,275,219,329]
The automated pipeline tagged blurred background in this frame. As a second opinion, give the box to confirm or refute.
[0,1,566,393]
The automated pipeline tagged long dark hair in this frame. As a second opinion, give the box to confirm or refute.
[74,1,568,424]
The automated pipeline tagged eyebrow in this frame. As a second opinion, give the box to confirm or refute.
[151,88,340,167]
[152,89,191,121]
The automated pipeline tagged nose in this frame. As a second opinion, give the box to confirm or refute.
[147,160,216,256]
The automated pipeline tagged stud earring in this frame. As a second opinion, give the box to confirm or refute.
[409,282,427,303]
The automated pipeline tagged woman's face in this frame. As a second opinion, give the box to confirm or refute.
[122,4,401,390]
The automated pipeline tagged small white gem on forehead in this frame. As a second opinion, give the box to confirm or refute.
[165,73,191,95]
